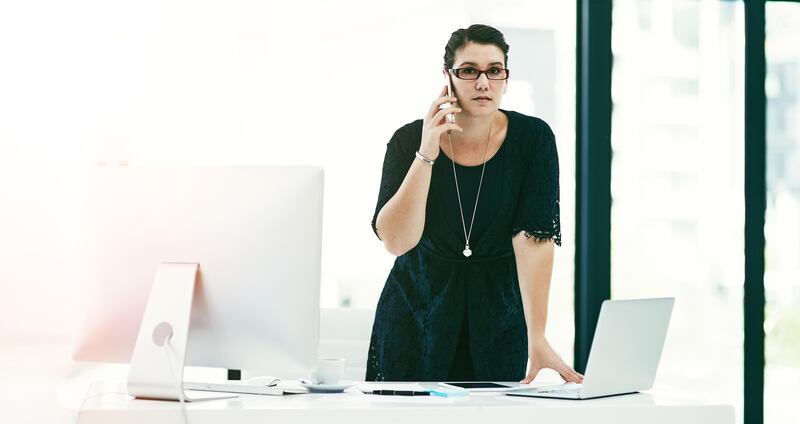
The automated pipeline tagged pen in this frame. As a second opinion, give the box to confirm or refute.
[364,390,431,396]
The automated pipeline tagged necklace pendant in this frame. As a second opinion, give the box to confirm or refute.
[463,246,472,257]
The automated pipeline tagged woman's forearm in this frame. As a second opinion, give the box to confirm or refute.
[375,159,434,256]
[512,233,555,341]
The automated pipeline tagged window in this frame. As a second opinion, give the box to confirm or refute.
[612,1,744,420]
[765,3,800,424]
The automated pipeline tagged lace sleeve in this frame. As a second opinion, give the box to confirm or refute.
[511,120,561,246]
[371,128,414,240]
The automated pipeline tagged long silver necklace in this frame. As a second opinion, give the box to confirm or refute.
[447,117,493,257]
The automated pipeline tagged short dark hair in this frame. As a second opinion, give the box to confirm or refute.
[443,24,510,69]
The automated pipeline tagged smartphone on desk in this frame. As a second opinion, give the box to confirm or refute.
[439,382,514,392]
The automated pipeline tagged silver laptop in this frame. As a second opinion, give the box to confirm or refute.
[507,297,674,400]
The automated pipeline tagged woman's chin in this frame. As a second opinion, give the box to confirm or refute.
[462,106,497,117]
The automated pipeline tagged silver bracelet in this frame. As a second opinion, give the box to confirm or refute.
[415,150,435,166]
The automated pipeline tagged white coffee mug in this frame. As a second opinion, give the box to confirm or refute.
[310,358,346,385]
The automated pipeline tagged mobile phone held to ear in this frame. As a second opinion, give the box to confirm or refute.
[438,75,456,134]
[445,75,456,124]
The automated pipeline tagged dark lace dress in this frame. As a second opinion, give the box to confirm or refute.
[367,109,561,381]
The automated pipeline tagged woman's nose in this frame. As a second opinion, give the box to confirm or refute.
[475,73,490,89]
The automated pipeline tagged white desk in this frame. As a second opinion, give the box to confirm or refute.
[76,381,734,424]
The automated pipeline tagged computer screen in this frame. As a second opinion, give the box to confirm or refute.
[72,165,324,380]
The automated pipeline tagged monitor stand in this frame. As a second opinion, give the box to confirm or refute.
[126,262,236,401]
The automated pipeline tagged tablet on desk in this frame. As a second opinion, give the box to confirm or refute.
[439,382,514,392]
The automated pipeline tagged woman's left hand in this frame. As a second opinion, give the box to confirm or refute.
[520,335,584,384]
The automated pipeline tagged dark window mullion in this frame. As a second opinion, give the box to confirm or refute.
[574,0,613,374]
[744,1,766,424]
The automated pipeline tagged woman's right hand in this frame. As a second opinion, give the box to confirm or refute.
[419,85,463,160]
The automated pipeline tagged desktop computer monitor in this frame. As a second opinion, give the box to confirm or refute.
[72,165,324,386]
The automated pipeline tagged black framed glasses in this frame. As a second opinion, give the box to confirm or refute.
[448,66,510,80]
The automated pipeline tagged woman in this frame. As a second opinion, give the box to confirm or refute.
[368,24,583,384]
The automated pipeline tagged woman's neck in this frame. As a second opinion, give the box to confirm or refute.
[451,111,497,147]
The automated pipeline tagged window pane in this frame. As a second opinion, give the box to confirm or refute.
[765,4,800,424]
[611,0,744,420]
